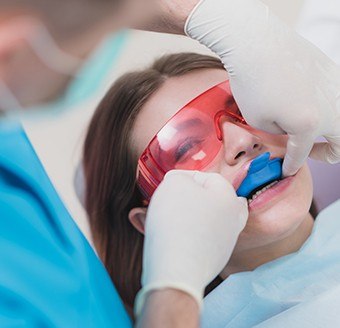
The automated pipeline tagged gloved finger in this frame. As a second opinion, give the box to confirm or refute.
[309,136,340,164]
[164,169,199,180]
[238,197,248,209]
[165,170,231,190]
[237,197,249,228]
[236,197,248,216]
[244,118,286,135]
[282,133,314,177]
[192,171,234,191]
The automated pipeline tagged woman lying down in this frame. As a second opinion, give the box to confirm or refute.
[83,53,340,326]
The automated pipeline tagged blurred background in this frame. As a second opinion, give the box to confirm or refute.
[21,0,340,242]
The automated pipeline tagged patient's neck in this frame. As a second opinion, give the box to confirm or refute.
[220,213,314,280]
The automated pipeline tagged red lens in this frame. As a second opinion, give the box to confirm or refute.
[137,80,244,201]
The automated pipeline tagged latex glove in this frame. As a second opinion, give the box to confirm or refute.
[185,0,340,176]
[135,170,248,316]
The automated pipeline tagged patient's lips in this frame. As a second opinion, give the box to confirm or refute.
[247,175,294,211]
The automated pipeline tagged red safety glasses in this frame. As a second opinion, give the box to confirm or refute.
[137,80,247,201]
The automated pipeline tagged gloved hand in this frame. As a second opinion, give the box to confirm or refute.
[185,0,340,176]
[134,170,248,316]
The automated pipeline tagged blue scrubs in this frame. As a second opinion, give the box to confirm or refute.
[0,122,131,327]
[201,200,340,328]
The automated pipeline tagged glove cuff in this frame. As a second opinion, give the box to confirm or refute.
[134,282,203,318]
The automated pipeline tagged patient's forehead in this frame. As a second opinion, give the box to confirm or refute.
[131,68,228,157]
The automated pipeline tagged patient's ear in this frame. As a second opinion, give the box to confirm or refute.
[128,207,147,235]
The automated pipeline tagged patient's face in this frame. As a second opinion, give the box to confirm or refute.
[131,68,313,252]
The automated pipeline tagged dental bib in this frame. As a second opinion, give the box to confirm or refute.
[236,152,282,198]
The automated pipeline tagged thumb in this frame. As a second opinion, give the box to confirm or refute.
[282,133,314,177]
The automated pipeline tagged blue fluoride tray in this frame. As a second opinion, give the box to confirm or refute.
[236,152,282,198]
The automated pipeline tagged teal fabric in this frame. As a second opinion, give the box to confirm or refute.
[202,200,340,328]
[0,122,131,327]
[62,31,128,107]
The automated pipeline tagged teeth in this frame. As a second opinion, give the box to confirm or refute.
[247,180,279,204]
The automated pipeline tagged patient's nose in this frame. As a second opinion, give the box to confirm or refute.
[221,121,263,165]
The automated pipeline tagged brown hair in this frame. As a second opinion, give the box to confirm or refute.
[83,53,224,318]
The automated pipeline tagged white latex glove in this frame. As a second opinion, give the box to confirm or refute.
[185,0,340,176]
[134,170,248,316]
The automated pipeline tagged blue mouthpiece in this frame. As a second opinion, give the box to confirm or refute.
[236,152,282,198]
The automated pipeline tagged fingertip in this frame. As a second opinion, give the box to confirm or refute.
[238,197,249,214]
[191,171,215,187]
[284,134,314,176]
[238,198,249,225]
[282,164,297,178]
[238,197,248,208]
[164,169,198,180]
[200,173,233,191]
[282,155,300,177]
